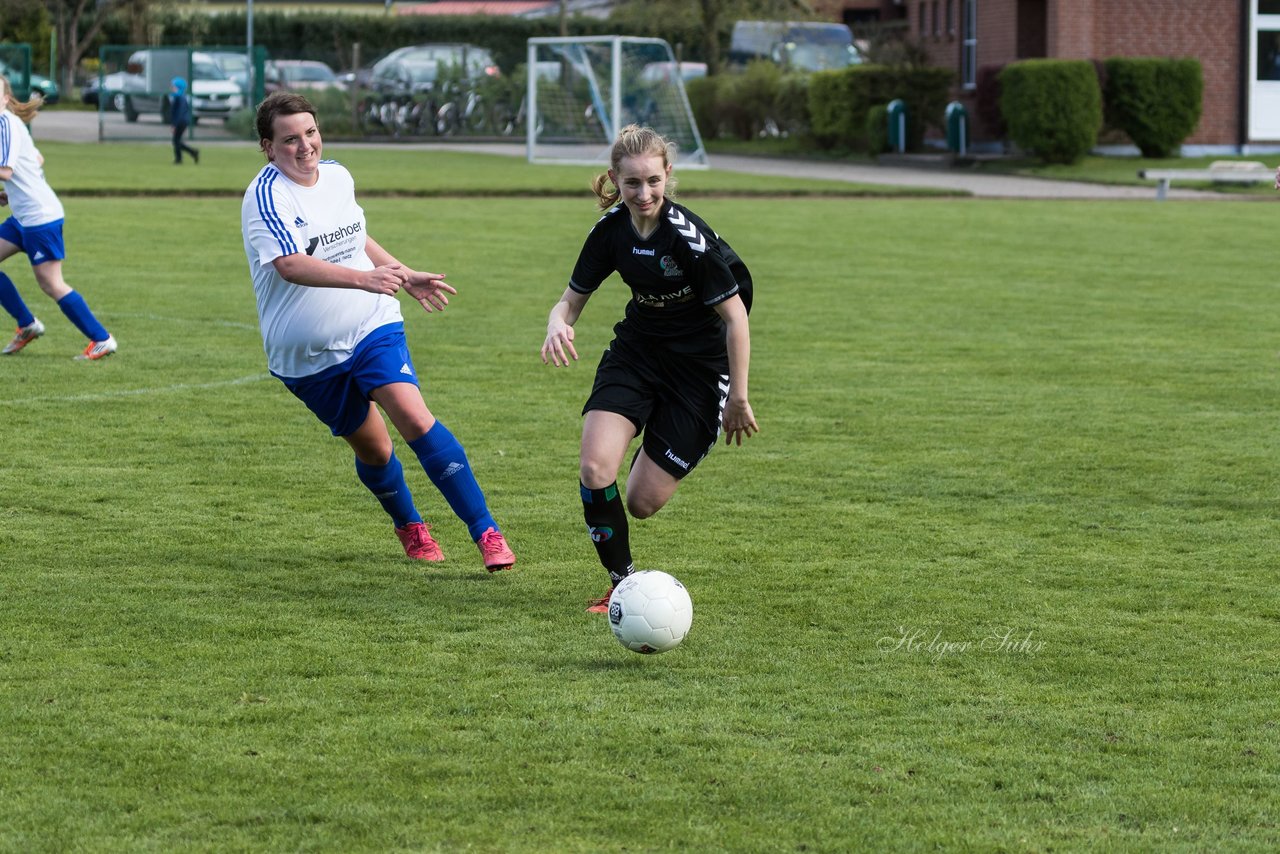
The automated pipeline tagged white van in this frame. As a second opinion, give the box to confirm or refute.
[119,49,244,123]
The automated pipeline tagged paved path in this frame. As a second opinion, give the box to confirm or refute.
[36,109,1228,200]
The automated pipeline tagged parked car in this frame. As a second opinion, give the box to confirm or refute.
[80,71,129,110]
[368,58,445,98]
[639,61,708,85]
[369,43,499,85]
[265,60,343,93]
[729,21,863,72]
[205,51,252,95]
[0,60,59,104]
[119,49,244,123]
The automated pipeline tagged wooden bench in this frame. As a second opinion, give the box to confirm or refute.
[1138,160,1274,200]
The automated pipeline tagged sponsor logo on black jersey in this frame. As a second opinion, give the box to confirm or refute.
[634,286,693,309]
[660,255,683,278]
[632,246,655,256]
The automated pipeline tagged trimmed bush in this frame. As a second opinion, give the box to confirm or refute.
[684,75,723,140]
[865,104,889,154]
[722,60,783,140]
[999,59,1101,164]
[808,64,952,151]
[1103,57,1203,158]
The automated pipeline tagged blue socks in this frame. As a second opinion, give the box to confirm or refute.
[355,454,421,529]
[57,290,109,342]
[408,421,496,541]
[0,272,34,327]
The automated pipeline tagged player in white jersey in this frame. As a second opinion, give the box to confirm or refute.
[242,92,515,571]
[0,75,116,359]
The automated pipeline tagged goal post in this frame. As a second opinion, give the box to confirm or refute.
[526,36,709,169]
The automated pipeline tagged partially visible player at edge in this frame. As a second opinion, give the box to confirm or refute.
[240,91,515,570]
[0,75,117,359]
[540,124,757,612]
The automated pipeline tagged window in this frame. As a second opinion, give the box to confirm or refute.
[1262,0,1280,13]
[947,0,955,36]
[1258,30,1280,80]
[919,2,928,38]
[961,0,977,88]
[933,1,941,37]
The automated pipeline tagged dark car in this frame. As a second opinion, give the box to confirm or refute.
[0,60,59,104]
[80,71,129,110]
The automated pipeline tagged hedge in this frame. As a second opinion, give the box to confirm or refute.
[999,59,1101,164]
[808,64,952,151]
[1103,57,1202,158]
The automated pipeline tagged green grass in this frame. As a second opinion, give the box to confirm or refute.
[34,141,951,198]
[970,153,1279,194]
[1,149,1278,851]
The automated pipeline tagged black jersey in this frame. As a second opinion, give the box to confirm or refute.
[569,199,752,358]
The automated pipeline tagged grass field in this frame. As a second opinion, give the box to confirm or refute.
[1,147,1278,851]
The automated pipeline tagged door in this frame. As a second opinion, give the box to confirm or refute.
[1250,1,1280,139]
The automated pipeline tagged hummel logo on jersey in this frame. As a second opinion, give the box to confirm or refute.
[632,247,655,256]
[666,208,706,253]
[440,462,465,479]
[399,363,413,376]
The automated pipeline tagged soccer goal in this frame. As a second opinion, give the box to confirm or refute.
[526,36,708,168]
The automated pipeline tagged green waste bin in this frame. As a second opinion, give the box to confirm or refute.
[945,101,968,155]
[886,99,907,153]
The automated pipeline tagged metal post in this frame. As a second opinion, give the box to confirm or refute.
[246,0,255,105]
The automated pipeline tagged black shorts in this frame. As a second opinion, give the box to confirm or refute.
[583,337,729,480]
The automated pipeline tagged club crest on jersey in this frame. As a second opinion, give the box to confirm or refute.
[660,255,682,277]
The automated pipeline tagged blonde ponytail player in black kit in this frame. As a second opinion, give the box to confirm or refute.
[540,124,758,612]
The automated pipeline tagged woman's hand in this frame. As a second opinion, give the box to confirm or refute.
[541,320,578,367]
[357,263,409,296]
[722,397,759,446]
[402,270,457,312]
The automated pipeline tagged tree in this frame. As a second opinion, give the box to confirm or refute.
[40,0,151,94]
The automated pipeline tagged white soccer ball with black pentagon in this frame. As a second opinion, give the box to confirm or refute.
[608,570,693,654]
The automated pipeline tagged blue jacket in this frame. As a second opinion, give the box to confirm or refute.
[169,77,192,126]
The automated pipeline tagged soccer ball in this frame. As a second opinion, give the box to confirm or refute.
[608,570,693,654]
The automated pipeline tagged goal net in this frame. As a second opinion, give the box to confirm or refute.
[526,36,708,168]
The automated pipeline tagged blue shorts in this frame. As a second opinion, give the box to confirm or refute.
[0,217,66,266]
[280,322,419,437]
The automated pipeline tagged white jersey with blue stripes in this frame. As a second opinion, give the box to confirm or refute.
[0,109,65,227]
[241,160,402,379]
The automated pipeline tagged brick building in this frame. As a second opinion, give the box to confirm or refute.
[859,0,1280,154]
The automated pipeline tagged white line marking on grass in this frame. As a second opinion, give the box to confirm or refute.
[1,373,272,405]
